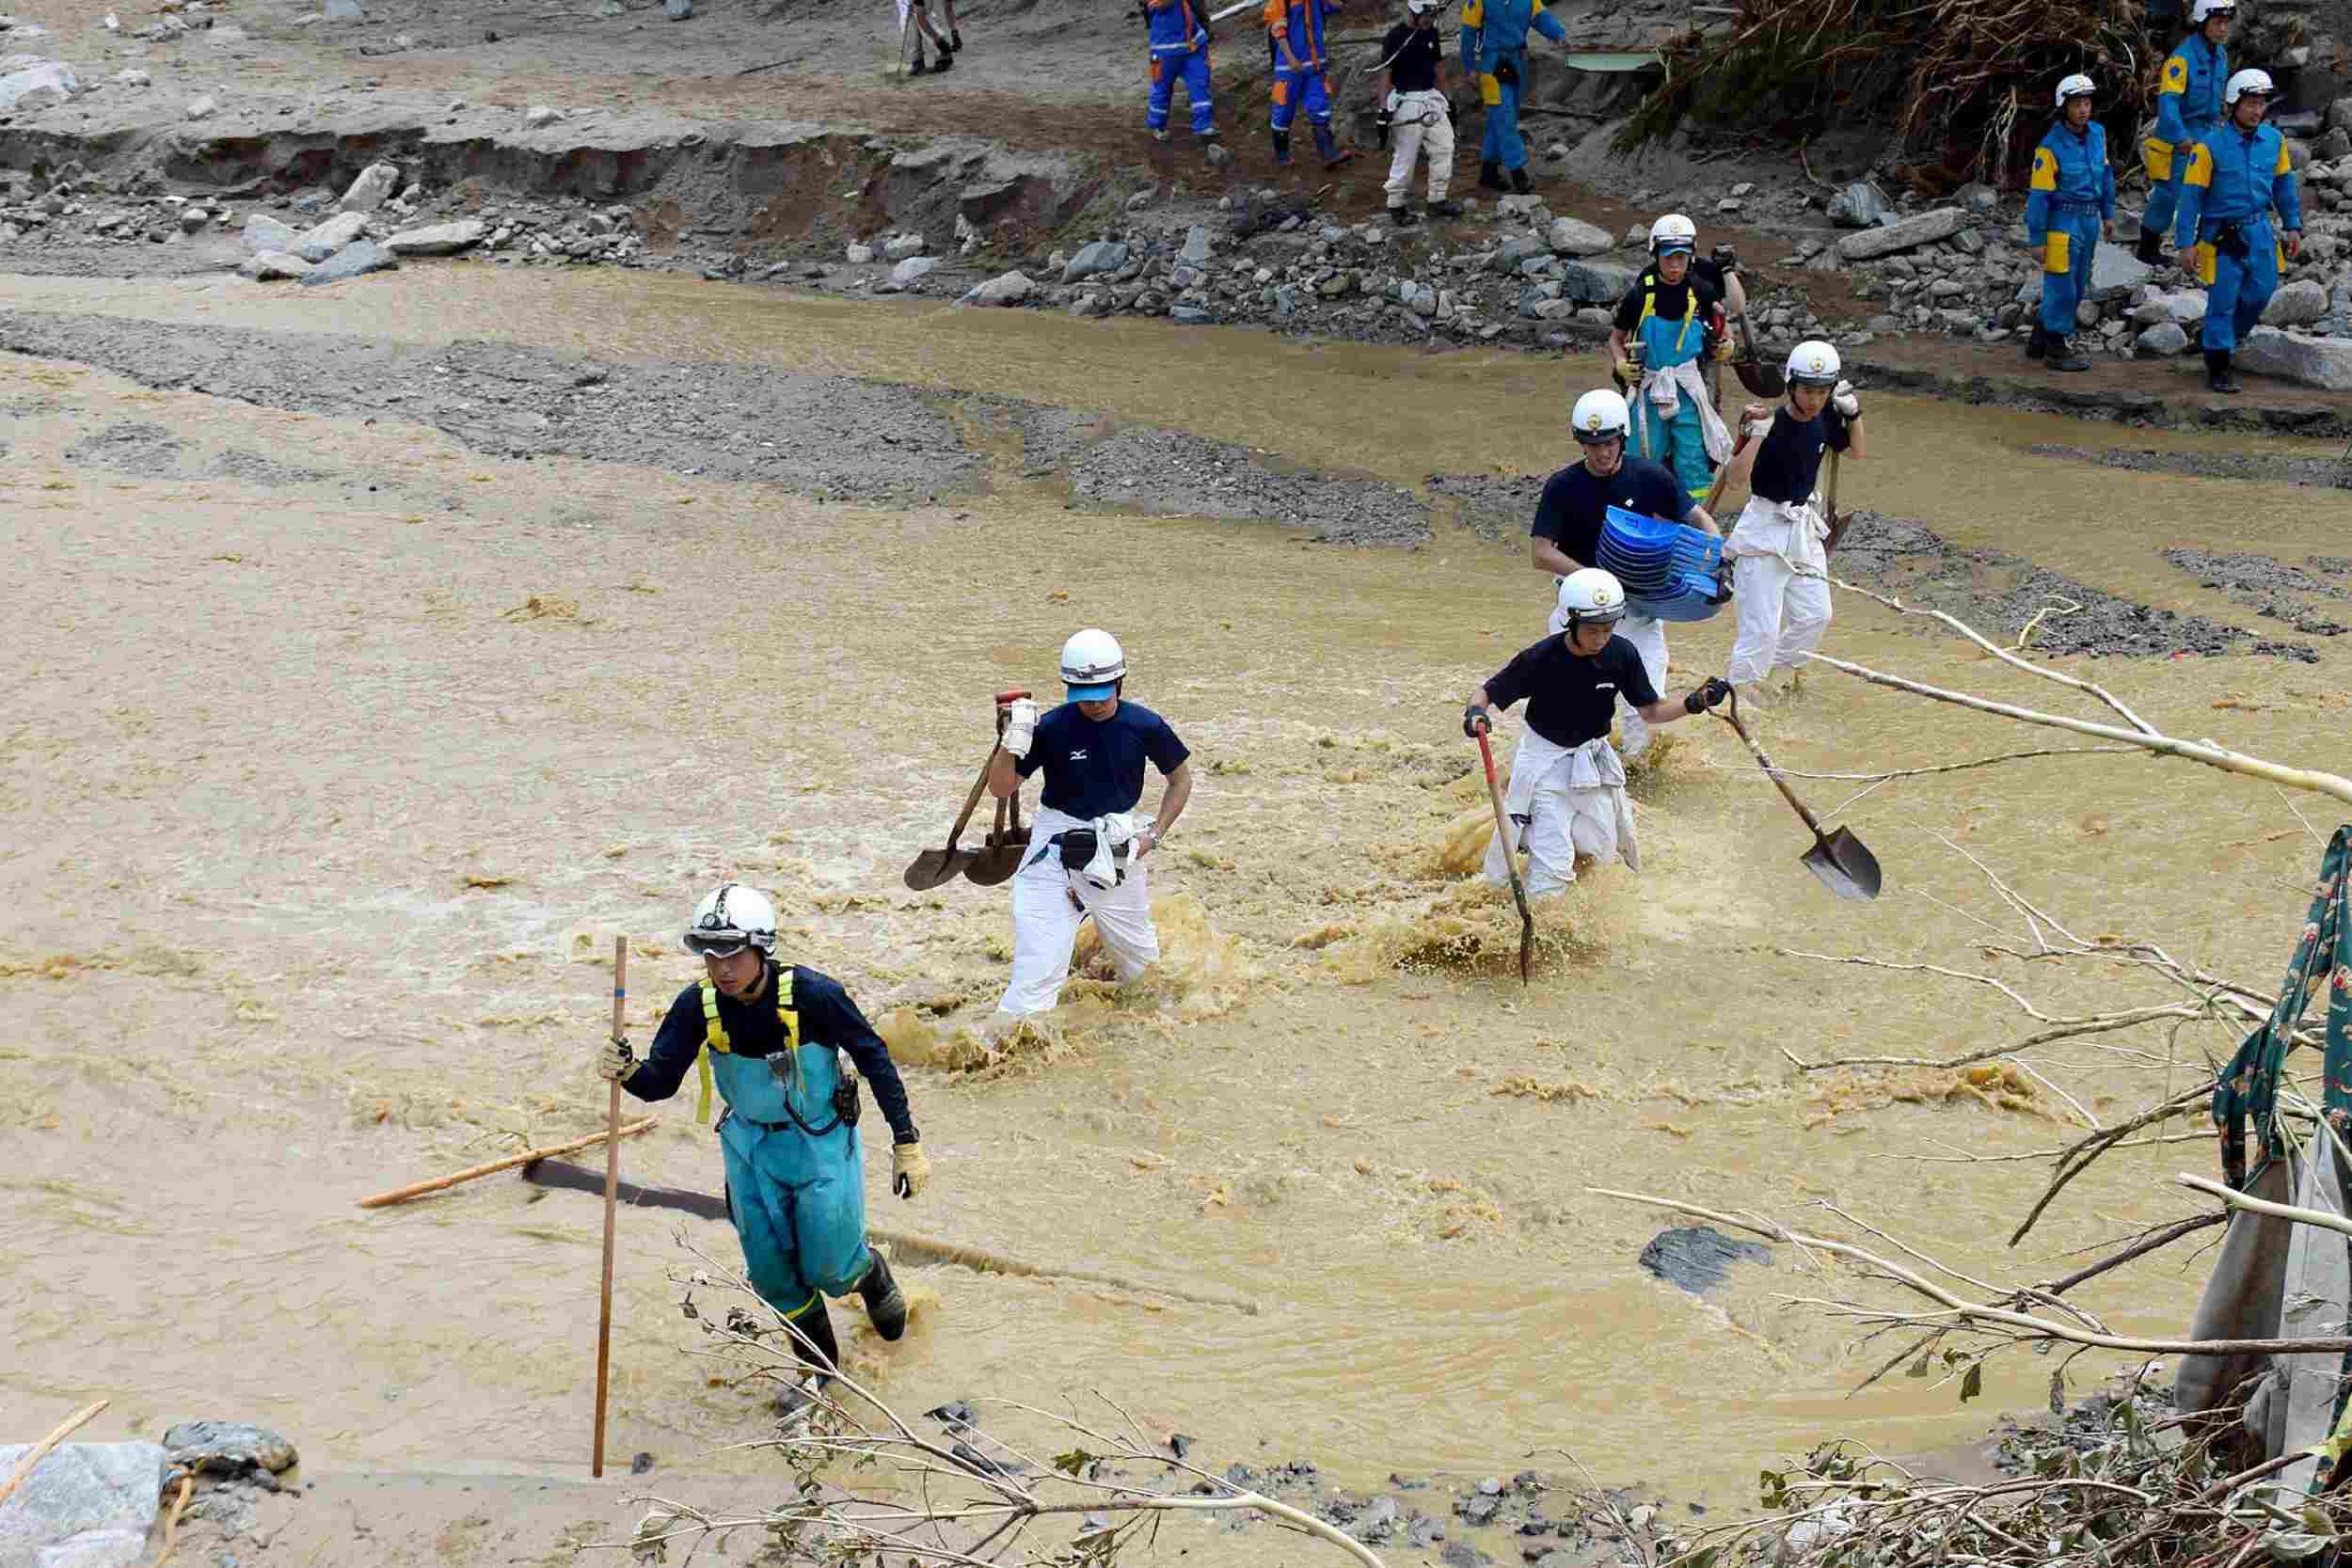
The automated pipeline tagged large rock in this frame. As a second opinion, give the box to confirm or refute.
[337,163,401,214]
[2263,277,2328,326]
[888,255,935,286]
[2233,327,2352,390]
[324,0,361,16]
[1555,259,1634,305]
[1489,233,1548,274]
[1826,180,1893,229]
[241,213,301,254]
[1638,1226,1772,1295]
[384,219,486,256]
[2329,95,2352,133]
[298,240,398,287]
[1179,225,1212,265]
[1544,216,1613,257]
[293,210,368,261]
[882,233,926,261]
[0,59,79,112]
[160,1421,297,1485]
[2089,241,2152,300]
[1060,240,1129,284]
[961,270,1035,307]
[2136,321,2190,355]
[1835,206,1965,261]
[0,1441,166,1568]
[237,250,312,280]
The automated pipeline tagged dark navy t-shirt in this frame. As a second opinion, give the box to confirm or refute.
[1749,404,1851,505]
[1017,700,1191,819]
[1485,634,1661,749]
[1531,455,1690,565]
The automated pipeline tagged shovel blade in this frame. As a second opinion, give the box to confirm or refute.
[962,842,1025,886]
[1801,827,1883,902]
[903,848,976,890]
[1732,357,1786,398]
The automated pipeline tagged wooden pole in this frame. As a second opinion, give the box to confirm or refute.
[0,1400,107,1513]
[354,1117,658,1209]
[593,937,626,1479]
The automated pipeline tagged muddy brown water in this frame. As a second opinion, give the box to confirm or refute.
[4,266,2348,1542]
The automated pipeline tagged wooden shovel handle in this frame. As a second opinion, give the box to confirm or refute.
[1719,690,1831,839]
[593,938,625,1479]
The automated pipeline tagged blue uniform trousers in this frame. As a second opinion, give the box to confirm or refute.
[1269,62,1331,129]
[2038,207,2102,337]
[1149,46,1214,135]
[2195,214,2279,352]
[1479,51,1525,169]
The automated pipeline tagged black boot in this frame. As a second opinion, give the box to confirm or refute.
[2024,324,2048,360]
[1509,166,1533,195]
[1427,197,1464,218]
[858,1251,908,1341]
[910,52,929,73]
[779,1299,839,1394]
[1478,159,1506,191]
[931,45,952,71]
[1272,129,1293,166]
[2048,335,2091,372]
[1389,203,1419,227]
[2134,228,2165,267]
[1311,122,1356,168]
[2205,348,2239,394]
[950,27,963,48]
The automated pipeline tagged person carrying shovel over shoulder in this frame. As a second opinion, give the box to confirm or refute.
[1464,568,1730,895]
[1714,341,1867,706]
[984,629,1194,1036]
[598,883,930,1396]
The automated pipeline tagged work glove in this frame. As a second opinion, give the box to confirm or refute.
[1493,56,1517,87]
[597,1035,636,1082]
[1832,379,1860,419]
[1613,357,1641,386]
[1682,677,1732,715]
[1001,696,1039,758]
[1463,703,1490,738]
[892,1140,931,1199]
[1384,88,1403,114]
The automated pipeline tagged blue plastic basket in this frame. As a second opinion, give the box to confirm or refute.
[1596,506,1727,623]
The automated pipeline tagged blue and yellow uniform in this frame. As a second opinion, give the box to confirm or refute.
[621,961,917,1331]
[2026,118,2115,340]
[2143,33,2227,244]
[1147,0,1214,137]
[2175,119,2300,354]
[1470,0,1565,174]
[1263,0,1336,135]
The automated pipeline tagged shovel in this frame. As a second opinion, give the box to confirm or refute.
[1821,448,1850,553]
[1473,727,1535,983]
[1714,687,1883,902]
[902,689,1030,890]
[963,696,1031,886]
[1729,314,1786,399]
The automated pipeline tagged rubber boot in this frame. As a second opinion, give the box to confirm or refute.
[931,45,952,71]
[1478,159,1506,191]
[1426,197,1464,218]
[2048,335,2091,372]
[858,1250,909,1341]
[1272,129,1293,166]
[910,52,929,74]
[2023,323,2047,360]
[2135,228,2165,267]
[1388,203,1419,227]
[1509,166,1533,195]
[1152,127,1169,143]
[950,27,963,49]
[775,1299,840,1414]
[1311,122,1356,168]
[2205,347,2239,393]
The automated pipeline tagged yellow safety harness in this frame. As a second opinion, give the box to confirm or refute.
[695,967,798,1123]
[1634,272,1697,356]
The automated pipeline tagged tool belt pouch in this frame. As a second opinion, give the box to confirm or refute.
[1058,828,1101,870]
[833,1060,863,1129]
[2214,222,2252,261]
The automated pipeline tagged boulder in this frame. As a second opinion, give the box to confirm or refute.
[160,1422,297,1484]
[324,0,361,17]
[241,213,301,254]
[1544,215,1613,257]
[663,0,691,15]
[337,162,401,214]
[294,210,368,261]
[1060,240,1129,284]
[1555,259,1634,304]
[298,240,398,286]
[1826,181,1893,229]
[0,58,79,112]
[1836,207,1965,261]
[2136,321,2190,355]
[1169,304,1214,325]
[1489,233,1548,273]
[238,250,312,280]
[963,270,1035,306]
[1068,292,1112,318]
[2088,241,2152,300]
[888,255,936,286]
[882,232,926,261]
[183,93,215,119]
[2263,277,2328,326]
[1180,224,1212,264]
[1638,1226,1772,1295]
[2329,95,2352,133]
[0,1441,166,1568]
[384,219,486,256]
[844,242,874,263]
[2233,327,2352,390]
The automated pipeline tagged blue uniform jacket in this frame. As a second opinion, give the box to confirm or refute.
[1148,0,1207,55]
[2024,120,2115,241]
[2175,120,2301,247]
[1473,0,1565,71]
[1263,0,1330,63]
[2154,34,2228,145]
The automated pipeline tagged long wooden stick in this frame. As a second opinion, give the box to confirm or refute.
[354,1117,658,1208]
[594,937,626,1480]
[0,1400,107,1513]
[2179,1172,2352,1242]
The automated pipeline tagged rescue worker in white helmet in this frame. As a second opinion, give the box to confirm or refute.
[1374,0,1461,227]
[985,630,1194,1030]
[2024,75,2117,373]
[1607,214,1737,505]
[1530,388,1719,761]
[599,883,930,1391]
[2174,68,2301,394]
[1464,568,1730,895]
[2138,0,2233,267]
[1715,340,1867,704]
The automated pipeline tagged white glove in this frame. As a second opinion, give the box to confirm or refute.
[597,1036,635,1082]
[1384,88,1402,114]
[1832,379,1860,419]
[1001,697,1039,759]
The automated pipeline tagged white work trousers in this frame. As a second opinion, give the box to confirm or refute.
[1483,733,1634,897]
[1548,600,1668,758]
[1382,90,1454,207]
[994,806,1160,1018]
[1724,552,1831,688]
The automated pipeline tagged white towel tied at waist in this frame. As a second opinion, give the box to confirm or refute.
[1637,358,1734,467]
[1499,731,1639,873]
[1724,493,1829,574]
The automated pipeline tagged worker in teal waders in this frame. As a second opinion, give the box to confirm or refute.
[599,883,931,1395]
[1607,214,1734,506]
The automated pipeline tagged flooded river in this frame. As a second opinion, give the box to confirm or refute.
[3,265,2347,1541]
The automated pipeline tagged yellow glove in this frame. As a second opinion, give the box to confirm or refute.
[1613,357,1641,385]
[1477,71,1501,106]
[891,1141,931,1200]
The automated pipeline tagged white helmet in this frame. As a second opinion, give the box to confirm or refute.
[1569,388,1630,443]
[2225,67,2274,104]
[2191,0,2234,22]
[1406,0,1442,15]
[1060,627,1126,698]
[2056,73,2095,107]
[1557,567,1628,631]
[1785,339,1842,387]
[685,882,777,958]
[1649,213,1698,256]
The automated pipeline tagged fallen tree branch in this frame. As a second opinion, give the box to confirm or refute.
[358,1117,658,1208]
[0,1401,108,1513]
[2177,1171,2352,1242]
